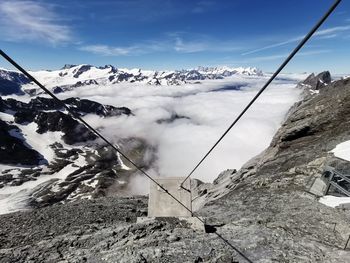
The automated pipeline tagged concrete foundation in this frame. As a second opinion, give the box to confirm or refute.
[138,177,206,232]
[148,177,192,217]
[309,177,328,197]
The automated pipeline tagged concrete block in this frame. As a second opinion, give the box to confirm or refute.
[148,177,191,217]
[309,177,328,197]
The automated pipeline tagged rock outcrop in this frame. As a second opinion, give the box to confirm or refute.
[0,119,44,165]
[301,71,332,90]
[1,96,131,145]
[0,69,29,95]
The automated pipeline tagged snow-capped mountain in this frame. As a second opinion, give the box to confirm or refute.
[0,68,30,95]
[0,65,263,96]
[0,96,151,213]
[196,66,262,76]
[0,64,264,213]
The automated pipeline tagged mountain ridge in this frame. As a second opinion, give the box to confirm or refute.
[0,96,151,212]
[0,65,263,96]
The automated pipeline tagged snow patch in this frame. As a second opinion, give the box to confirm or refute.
[16,122,64,163]
[0,163,81,214]
[319,195,350,208]
[0,111,15,122]
[1,164,79,195]
[117,152,131,170]
[74,154,87,167]
[331,140,350,161]
[0,190,31,215]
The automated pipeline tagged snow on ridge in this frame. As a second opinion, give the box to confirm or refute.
[0,64,265,90]
[331,140,350,161]
[196,66,262,76]
[0,67,22,74]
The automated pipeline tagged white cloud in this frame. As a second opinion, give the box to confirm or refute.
[246,53,292,62]
[174,37,208,53]
[246,49,332,62]
[242,25,350,56]
[242,36,302,56]
[192,0,215,14]
[79,41,169,56]
[299,49,332,56]
[317,34,338,39]
[173,35,242,53]
[79,45,137,56]
[0,0,72,45]
[81,35,241,56]
[59,74,304,184]
[315,25,350,36]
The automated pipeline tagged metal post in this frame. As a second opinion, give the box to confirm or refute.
[344,234,350,250]
[325,171,334,195]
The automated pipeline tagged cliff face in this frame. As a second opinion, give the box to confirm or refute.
[197,72,350,262]
[1,73,350,262]
[256,72,350,176]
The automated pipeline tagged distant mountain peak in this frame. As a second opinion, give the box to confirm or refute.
[61,64,77,70]
[0,64,264,96]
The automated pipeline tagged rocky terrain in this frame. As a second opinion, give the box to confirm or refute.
[1,72,350,262]
[0,96,154,210]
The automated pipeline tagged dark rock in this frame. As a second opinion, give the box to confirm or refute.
[1,96,132,145]
[61,64,77,70]
[34,111,97,144]
[71,79,98,88]
[156,113,190,124]
[13,110,36,124]
[185,70,206,81]
[63,98,132,117]
[24,88,39,96]
[0,97,5,111]
[52,86,64,94]
[116,72,133,82]
[280,125,314,142]
[0,69,29,95]
[0,78,25,95]
[72,65,92,78]
[301,71,331,90]
[0,120,44,165]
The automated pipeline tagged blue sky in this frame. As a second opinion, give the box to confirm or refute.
[0,0,349,73]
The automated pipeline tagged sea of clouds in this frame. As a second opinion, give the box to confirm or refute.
[59,73,306,192]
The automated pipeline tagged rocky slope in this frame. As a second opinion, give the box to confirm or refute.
[0,68,28,95]
[1,72,350,262]
[0,96,153,211]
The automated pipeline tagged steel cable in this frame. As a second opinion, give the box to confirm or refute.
[180,0,342,188]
